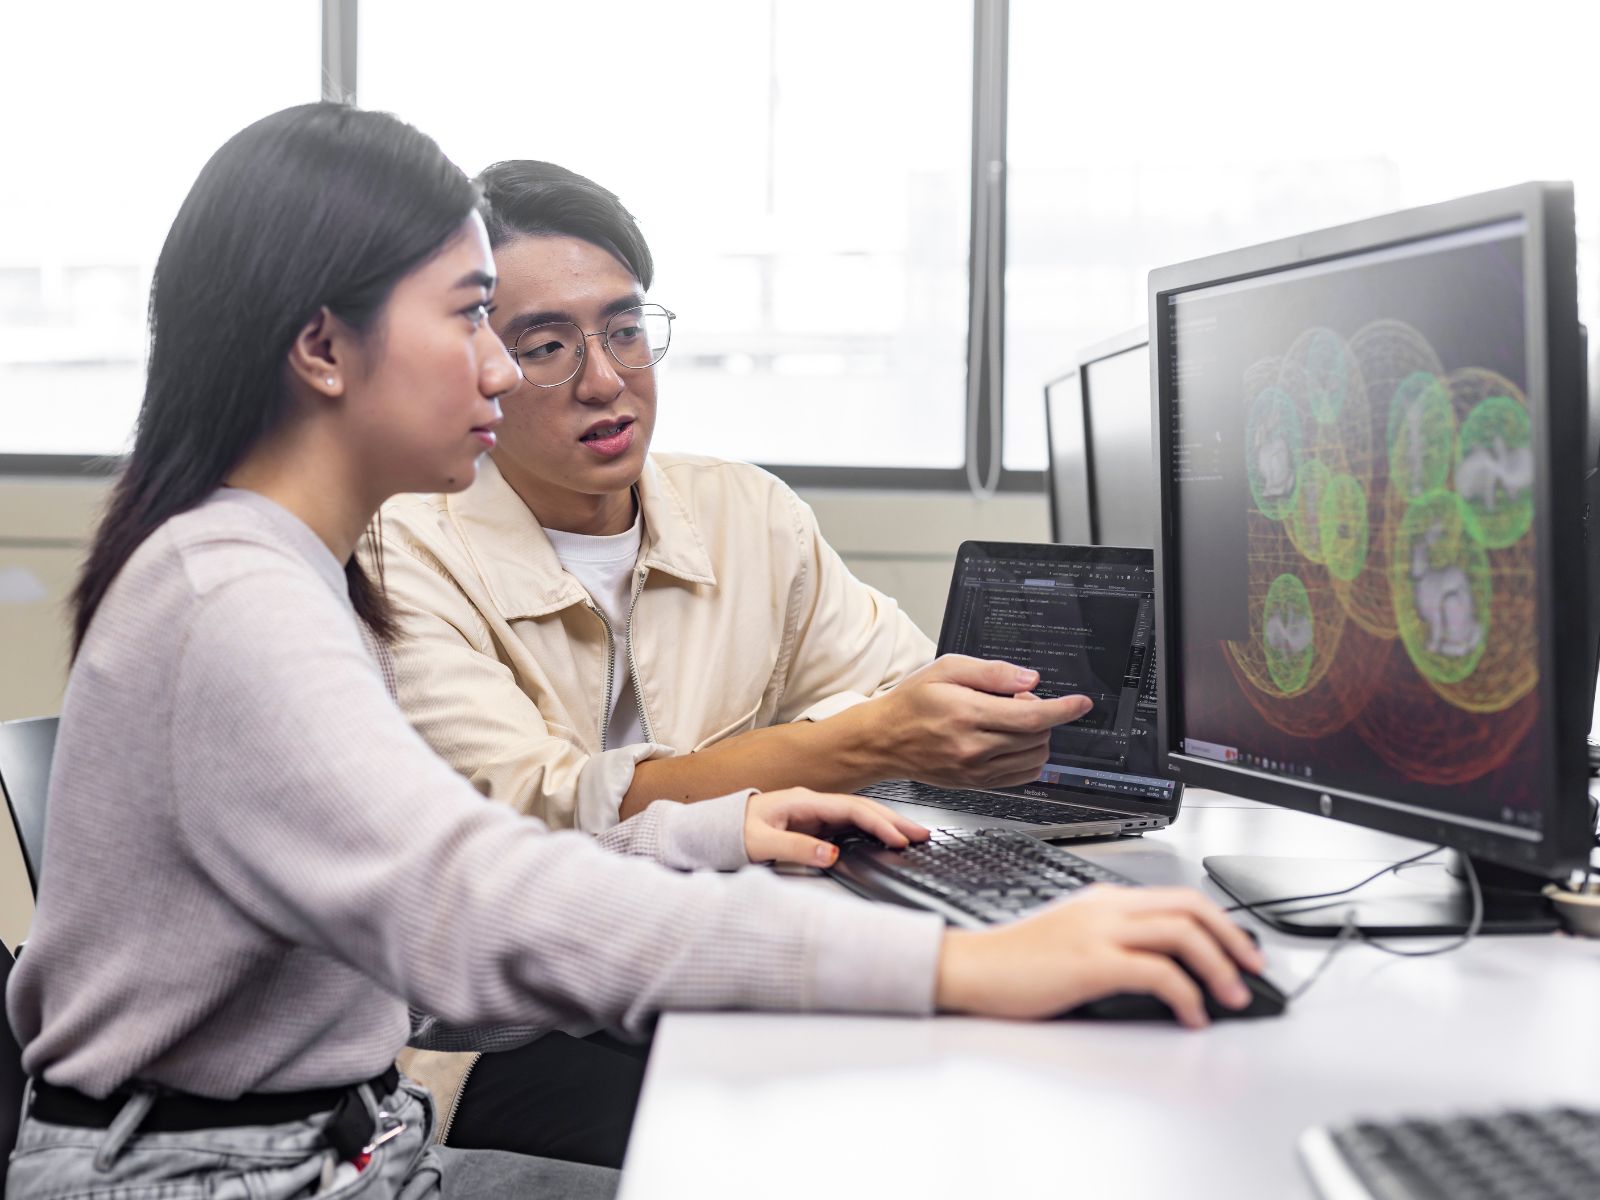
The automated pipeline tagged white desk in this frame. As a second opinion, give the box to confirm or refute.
[620,791,1600,1199]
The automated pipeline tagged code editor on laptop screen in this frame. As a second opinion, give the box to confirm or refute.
[945,550,1173,802]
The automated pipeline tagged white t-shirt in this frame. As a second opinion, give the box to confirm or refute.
[543,514,646,751]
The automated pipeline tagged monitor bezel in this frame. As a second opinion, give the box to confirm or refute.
[1077,324,1151,547]
[1148,182,1591,879]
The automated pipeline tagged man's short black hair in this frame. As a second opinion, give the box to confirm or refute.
[475,160,654,289]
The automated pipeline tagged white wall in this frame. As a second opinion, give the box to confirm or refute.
[0,479,105,724]
[0,476,109,947]
[800,487,1048,637]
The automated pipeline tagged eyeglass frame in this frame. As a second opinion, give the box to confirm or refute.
[505,303,677,389]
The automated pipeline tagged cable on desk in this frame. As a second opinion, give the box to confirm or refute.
[1358,850,1484,959]
[1220,844,1441,920]
[1222,846,1485,1000]
[1283,914,1359,1001]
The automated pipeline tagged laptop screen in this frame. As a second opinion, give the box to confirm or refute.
[937,542,1176,805]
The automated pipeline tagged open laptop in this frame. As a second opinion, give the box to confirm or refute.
[859,541,1182,840]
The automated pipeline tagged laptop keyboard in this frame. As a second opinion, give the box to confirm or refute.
[1304,1108,1600,1200]
[830,827,1135,924]
[858,779,1129,827]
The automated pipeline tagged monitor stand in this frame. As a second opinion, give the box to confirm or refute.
[1202,852,1559,938]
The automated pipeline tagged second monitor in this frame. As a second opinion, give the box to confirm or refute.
[1046,327,1157,547]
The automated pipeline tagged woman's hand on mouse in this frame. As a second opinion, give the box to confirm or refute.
[934,886,1266,1029]
[743,788,930,868]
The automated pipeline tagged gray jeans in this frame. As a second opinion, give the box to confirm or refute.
[4,1075,619,1199]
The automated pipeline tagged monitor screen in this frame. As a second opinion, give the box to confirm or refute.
[1164,218,1548,843]
[939,544,1174,805]
[1084,340,1155,547]
[1045,372,1092,545]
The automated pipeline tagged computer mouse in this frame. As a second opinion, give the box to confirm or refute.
[828,830,893,852]
[1065,966,1288,1022]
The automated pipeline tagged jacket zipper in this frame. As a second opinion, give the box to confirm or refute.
[623,568,655,744]
[436,1051,480,1145]
[587,604,619,753]
[587,568,654,751]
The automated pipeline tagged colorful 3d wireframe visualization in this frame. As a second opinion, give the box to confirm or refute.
[1224,321,1538,785]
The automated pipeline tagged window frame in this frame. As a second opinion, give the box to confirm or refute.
[3,0,1043,496]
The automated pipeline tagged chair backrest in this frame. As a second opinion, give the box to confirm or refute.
[0,945,23,1192]
[0,718,57,895]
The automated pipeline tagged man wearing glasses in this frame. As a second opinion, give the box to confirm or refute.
[375,160,1091,1168]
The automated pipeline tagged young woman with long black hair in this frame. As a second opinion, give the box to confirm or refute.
[4,103,1263,1199]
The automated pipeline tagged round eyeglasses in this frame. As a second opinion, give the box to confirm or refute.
[508,303,675,388]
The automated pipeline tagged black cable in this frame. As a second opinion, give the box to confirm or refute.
[1285,913,1359,1001]
[1357,849,1484,958]
[1221,844,1485,999]
[1221,844,1442,919]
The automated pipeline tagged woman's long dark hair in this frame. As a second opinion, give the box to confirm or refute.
[71,103,478,655]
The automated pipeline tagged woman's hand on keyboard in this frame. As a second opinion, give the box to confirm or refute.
[934,886,1266,1028]
[743,788,930,868]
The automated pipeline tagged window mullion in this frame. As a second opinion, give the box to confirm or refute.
[322,0,357,103]
[966,0,1009,497]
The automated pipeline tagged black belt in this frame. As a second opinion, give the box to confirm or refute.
[30,1065,401,1158]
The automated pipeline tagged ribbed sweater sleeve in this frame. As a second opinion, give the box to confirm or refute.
[598,791,753,871]
[167,565,942,1038]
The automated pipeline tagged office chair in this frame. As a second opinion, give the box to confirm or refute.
[0,717,56,895]
[0,945,23,1192]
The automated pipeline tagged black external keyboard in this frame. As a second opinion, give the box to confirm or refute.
[858,779,1126,828]
[1300,1108,1600,1200]
[828,827,1135,927]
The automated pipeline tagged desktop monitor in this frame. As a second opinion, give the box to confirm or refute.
[1044,369,1092,545]
[1150,182,1593,936]
[1045,329,1157,547]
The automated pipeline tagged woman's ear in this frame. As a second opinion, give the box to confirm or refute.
[285,306,348,399]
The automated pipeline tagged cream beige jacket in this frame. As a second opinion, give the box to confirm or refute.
[376,452,934,1138]
[377,452,934,828]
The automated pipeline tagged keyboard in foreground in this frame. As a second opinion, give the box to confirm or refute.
[1300,1107,1600,1200]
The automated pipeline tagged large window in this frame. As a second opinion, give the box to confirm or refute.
[9,3,1597,485]
[1004,0,1600,470]
[0,2,321,459]
[361,0,973,470]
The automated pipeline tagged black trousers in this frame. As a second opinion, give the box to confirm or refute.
[445,1030,651,1170]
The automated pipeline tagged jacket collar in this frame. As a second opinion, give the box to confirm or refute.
[445,456,717,620]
